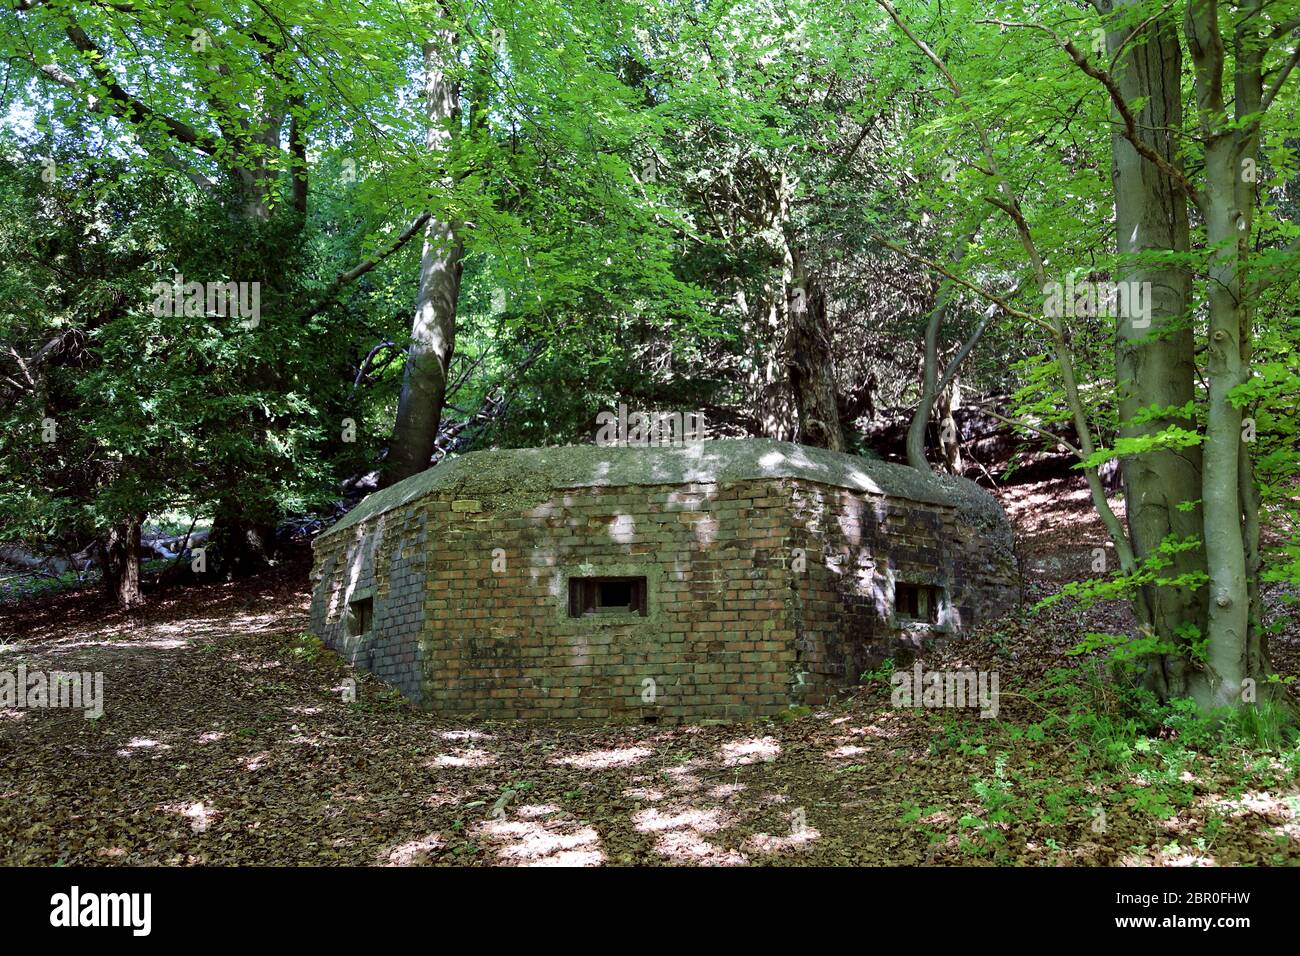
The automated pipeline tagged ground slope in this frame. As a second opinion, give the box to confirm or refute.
[1,480,1297,866]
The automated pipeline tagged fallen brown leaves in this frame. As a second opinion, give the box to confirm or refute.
[1,479,1297,866]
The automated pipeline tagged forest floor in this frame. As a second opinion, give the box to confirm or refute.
[2,477,1299,866]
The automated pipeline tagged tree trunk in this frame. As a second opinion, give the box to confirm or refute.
[908,287,947,473]
[906,215,986,472]
[1105,1,1206,698]
[755,281,796,442]
[209,500,278,579]
[937,374,962,474]
[382,32,463,488]
[101,514,144,609]
[788,265,844,451]
[1232,3,1269,691]
[1196,135,1249,707]
[1184,0,1257,707]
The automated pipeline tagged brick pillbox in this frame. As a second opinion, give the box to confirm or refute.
[310,439,1018,722]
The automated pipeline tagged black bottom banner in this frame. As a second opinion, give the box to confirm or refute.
[0,865,1278,941]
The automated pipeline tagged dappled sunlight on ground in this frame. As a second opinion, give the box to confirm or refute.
[0,635,193,657]
[158,801,217,834]
[633,805,745,865]
[623,786,665,802]
[745,818,820,856]
[828,745,869,759]
[385,834,444,866]
[427,748,496,769]
[240,751,273,771]
[633,806,728,834]
[116,736,170,757]
[845,714,912,740]
[708,783,745,800]
[436,729,494,742]
[475,806,604,866]
[554,746,652,769]
[718,736,780,766]
[652,828,747,865]
[3,528,1299,867]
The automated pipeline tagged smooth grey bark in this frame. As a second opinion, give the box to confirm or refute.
[382,31,464,488]
[908,302,993,475]
[1233,5,1269,686]
[937,374,962,474]
[908,283,956,474]
[1184,0,1263,706]
[1104,0,1206,699]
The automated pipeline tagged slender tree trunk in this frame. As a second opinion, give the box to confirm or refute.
[907,216,986,472]
[1233,2,1271,694]
[382,32,464,488]
[937,374,962,474]
[1197,135,1249,706]
[908,284,947,473]
[1186,0,1251,707]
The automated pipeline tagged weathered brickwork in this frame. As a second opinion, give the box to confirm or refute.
[309,440,1019,721]
[310,507,431,703]
[785,483,1018,707]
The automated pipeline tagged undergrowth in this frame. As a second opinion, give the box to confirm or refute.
[887,653,1300,863]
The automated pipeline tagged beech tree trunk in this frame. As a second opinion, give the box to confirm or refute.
[937,375,962,474]
[1185,0,1256,707]
[1104,0,1207,698]
[906,213,990,473]
[908,286,949,473]
[1232,4,1270,687]
[382,30,464,488]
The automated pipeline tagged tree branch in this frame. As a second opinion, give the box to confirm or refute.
[871,235,1055,335]
[1260,41,1300,113]
[301,213,432,321]
[975,404,1083,458]
[20,7,223,157]
[979,17,1204,205]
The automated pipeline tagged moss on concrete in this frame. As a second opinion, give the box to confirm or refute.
[317,438,1010,544]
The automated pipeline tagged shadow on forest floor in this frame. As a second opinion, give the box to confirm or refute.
[2,479,1299,866]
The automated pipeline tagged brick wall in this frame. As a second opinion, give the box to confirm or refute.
[785,483,1019,706]
[416,480,796,721]
[310,504,431,704]
[310,477,1018,721]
